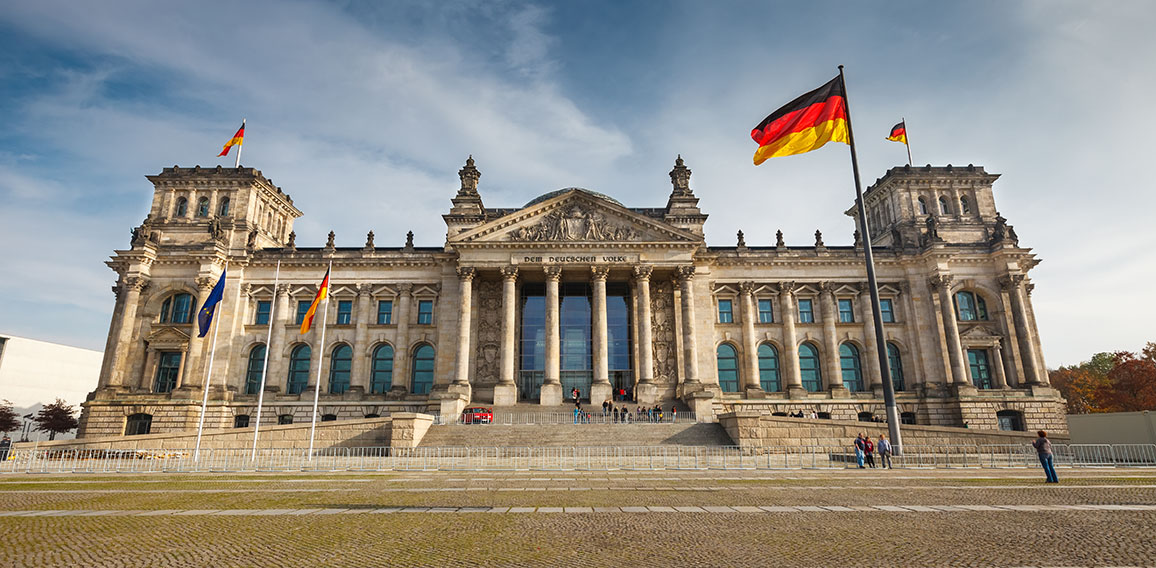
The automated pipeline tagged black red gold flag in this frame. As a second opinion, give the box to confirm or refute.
[887,121,908,145]
[751,76,849,165]
[218,121,245,157]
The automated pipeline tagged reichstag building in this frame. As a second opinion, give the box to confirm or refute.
[77,156,1067,437]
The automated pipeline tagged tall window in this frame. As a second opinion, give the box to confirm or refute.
[377,300,393,324]
[217,197,231,216]
[839,343,863,391]
[757,343,780,392]
[718,299,734,323]
[797,299,814,323]
[960,196,971,214]
[411,344,435,394]
[938,196,949,214]
[255,300,272,325]
[154,352,181,393]
[954,291,988,321]
[879,298,895,323]
[887,343,905,391]
[757,299,774,323]
[799,343,822,392]
[336,300,353,325]
[417,300,434,324]
[245,344,266,395]
[716,344,739,392]
[125,413,152,435]
[234,415,250,428]
[160,293,195,324]
[296,300,311,325]
[175,197,188,217]
[197,197,210,217]
[287,345,311,394]
[329,344,352,393]
[838,299,854,323]
[967,348,993,389]
[997,410,1025,431]
[917,197,928,215]
[371,344,394,393]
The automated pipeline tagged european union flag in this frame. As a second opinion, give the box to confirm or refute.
[197,269,227,338]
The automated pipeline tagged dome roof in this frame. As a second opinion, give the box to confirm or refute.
[523,187,623,209]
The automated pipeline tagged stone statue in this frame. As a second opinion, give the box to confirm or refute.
[508,203,639,242]
[925,215,941,242]
[991,213,1007,243]
[736,230,746,248]
[246,228,258,248]
[404,230,415,250]
[853,229,861,247]
[776,230,785,248]
[365,230,375,251]
[814,229,824,247]
[326,231,336,249]
[287,231,296,250]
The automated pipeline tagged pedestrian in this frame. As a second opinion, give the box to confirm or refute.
[877,434,893,469]
[853,434,866,468]
[572,387,580,402]
[809,410,818,419]
[0,435,10,461]
[670,405,677,423]
[573,404,581,424]
[1033,430,1059,483]
[613,406,620,424]
[864,435,876,468]
[602,400,610,416]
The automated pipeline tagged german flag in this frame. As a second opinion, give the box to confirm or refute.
[887,121,907,145]
[217,121,245,157]
[751,76,849,165]
[299,268,330,334]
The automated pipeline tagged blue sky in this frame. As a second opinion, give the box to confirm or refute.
[0,1,1153,366]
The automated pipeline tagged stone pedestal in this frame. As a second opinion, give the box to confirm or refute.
[744,387,767,399]
[493,383,518,407]
[433,391,469,424]
[389,412,434,449]
[539,382,563,406]
[828,386,851,399]
[634,382,659,406]
[686,390,717,423]
[787,386,810,400]
[590,382,613,406]
[953,383,978,397]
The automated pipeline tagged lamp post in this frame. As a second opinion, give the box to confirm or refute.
[20,413,32,443]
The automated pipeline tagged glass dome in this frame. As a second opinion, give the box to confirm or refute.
[523,187,623,208]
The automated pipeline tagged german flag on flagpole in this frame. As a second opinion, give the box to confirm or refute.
[751,76,849,165]
[299,267,330,334]
[886,121,907,144]
[218,119,245,162]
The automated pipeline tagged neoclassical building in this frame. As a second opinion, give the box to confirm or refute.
[78,157,1067,437]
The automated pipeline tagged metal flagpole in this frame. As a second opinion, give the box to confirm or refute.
[234,118,245,168]
[903,116,913,166]
[307,260,333,461]
[838,65,903,454]
[251,260,280,462]
[194,262,228,462]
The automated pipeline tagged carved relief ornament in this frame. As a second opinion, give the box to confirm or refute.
[507,204,640,242]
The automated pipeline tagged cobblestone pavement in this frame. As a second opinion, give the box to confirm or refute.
[0,469,1154,567]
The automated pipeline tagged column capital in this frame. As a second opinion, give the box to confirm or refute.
[357,283,373,296]
[456,266,477,281]
[818,280,835,295]
[590,265,610,281]
[195,276,217,291]
[124,276,150,292]
[675,265,695,283]
[500,265,519,281]
[242,283,253,297]
[544,266,563,281]
[899,281,911,295]
[275,283,291,296]
[928,273,954,291]
[857,282,873,297]
[777,280,796,295]
[632,265,653,281]
[398,282,414,295]
[998,273,1026,290]
[1025,281,1035,296]
[738,280,756,295]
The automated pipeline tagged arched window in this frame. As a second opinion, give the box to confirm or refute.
[371,344,394,393]
[411,344,435,395]
[840,343,863,391]
[757,343,781,392]
[997,409,1025,431]
[328,344,352,394]
[217,197,230,216]
[938,196,950,214]
[799,343,822,392]
[287,345,311,394]
[245,344,266,395]
[159,293,195,324]
[917,197,928,215]
[959,196,971,214]
[954,291,988,321]
[716,344,739,392]
[234,415,250,428]
[887,343,905,391]
[175,197,188,217]
[197,197,210,217]
[125,413,152,435]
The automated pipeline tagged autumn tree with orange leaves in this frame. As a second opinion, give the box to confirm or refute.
[1050,343,1156,414]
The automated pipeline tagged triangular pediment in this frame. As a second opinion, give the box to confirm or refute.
[146,326,192,349]
[451,189,701,245]
[960,324,999,338]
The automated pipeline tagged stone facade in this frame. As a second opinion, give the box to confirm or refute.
[79,157,1066,438]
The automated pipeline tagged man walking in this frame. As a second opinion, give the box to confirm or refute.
[877,434,893,469]
[853,434,866,468]
[1033,430,1059,483]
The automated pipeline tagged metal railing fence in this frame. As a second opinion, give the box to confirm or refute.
[437,410,698,426]
[0,443,1153,474]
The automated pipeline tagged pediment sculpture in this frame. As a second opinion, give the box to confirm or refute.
[508,204,641,242]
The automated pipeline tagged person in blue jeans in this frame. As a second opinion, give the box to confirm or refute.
[1032,430,1058,483]
[853,433,866,468]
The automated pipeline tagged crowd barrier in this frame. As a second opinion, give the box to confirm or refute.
[0,443,1153,474]
[435,411,698,426]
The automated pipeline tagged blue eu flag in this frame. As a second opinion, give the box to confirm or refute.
[197,269,227,338]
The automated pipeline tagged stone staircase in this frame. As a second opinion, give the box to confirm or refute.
[419,418,733,448]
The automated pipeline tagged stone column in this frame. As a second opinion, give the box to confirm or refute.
[453,267,475,388]
[351,283,372,391]
[540,266,563,405]
[859,286,883,390]
[633,265,658,405]
[393,283,413,393]
[1002,275,1043,386]
[819,282,845,393]
[676,266,700,388]
[183,275,218,388]
[778,282,803,394]
[739,281,762,394]
[929,274,968,386]
[494,266,519,406]
[590,266,612,405]
[109,276,148,386]
[267,283,290,391]
[991,342,1009,389]
[141,348,157,391]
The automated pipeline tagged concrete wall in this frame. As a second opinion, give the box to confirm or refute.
[1067,411,1156,445]
[0,334,101,409]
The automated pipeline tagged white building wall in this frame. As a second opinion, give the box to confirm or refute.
[0,334,102,409]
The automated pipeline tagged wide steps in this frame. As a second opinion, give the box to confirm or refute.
[418,422,734,448]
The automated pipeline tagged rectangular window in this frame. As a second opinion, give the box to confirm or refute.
[295,300,311,325]
[255,301,271,325]
[377,300,393,324]
[880,299,895,323]
[336,300,353,325]
[154,351,181,393]
[417,300,434,324]
[718,299,733,323]
[838,299,854,323]
[757,299,774,323]
[798,299,814,323]
[967,349,993,389]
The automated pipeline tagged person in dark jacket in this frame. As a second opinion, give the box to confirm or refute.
[1032,430,1058,483]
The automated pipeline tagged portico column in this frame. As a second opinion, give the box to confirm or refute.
[778,282,803,393]
[590,266,612,404]
[110,276,148,386]
[930,274,968,385]
[633,265,658,405]
[739,281,761,393]
[991,341,1009,389]
[540,266,563,405]
[453,267,475,387]
[819,282,845,393]
[351,283,372,391]
[1003,274,1043,386]
[184,275,218,387]
[393,284,413,392]
[494,266,519,406]
[676,266,700,388]
[266,283,290,391]
[859,285,883,390]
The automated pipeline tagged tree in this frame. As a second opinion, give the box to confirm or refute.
[32,399,79,441]
[1097,350,1156,412]
[1050,366,1109,414]
[0,400,18,434]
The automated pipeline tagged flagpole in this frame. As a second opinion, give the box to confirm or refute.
[838,65,903,454]
[250,260,280,463]
[193,262,228,462]
[307,260,333,461]
[235,118,245,168]
[903,116,913,166]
